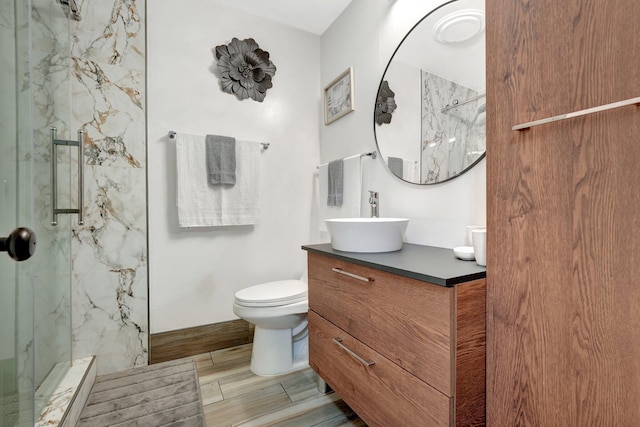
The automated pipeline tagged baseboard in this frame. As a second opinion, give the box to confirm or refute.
[150,319,254,364]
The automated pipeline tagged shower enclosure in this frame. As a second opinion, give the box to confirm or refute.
[1,0,78,425]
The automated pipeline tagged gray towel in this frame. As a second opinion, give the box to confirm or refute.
[205,134,236,185]
[327,159,344,206]
[388,156,403,178]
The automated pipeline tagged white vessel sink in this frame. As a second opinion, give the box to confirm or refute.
[324,218,410,253]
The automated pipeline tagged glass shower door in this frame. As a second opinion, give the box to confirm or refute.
[1,0,73,425]
[1,0,36,424]
[30,0,74,418]
[1,0,35,424]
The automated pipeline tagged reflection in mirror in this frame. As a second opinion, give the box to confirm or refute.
[374,0,486,184]
[375,80,397,125]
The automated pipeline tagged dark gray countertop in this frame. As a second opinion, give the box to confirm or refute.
[302,243,486,287]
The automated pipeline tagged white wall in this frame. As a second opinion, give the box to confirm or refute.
[147,0,321,333]
[148,0,487,334]
[320,0,486,248]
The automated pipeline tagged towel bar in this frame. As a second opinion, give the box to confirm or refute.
[168,131,270,149]
[316,151,377,169]
[441,92,486,113]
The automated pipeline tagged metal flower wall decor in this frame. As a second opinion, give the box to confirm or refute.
[214,37,277,102]
[375,80,397,125]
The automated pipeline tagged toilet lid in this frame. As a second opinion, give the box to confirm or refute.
[235,280,308,307]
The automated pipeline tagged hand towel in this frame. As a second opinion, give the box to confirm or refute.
[327,159,344,206]
[387,156,403,178]
[176,133,260,227]
[205,134,236,185]
[318,156,362,232]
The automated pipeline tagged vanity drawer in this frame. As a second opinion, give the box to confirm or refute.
[309,311,452,427]
[308,252,454,395]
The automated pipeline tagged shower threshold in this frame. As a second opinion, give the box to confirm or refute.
[36,356,96,427]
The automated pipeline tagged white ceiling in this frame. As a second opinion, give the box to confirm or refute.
[212,0,353,36]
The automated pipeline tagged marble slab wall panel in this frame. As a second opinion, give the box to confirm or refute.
[70,0,147,375]
[421,71,485,184]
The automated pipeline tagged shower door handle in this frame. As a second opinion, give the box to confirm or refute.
[50,127,84,226]
[0,227,36,262]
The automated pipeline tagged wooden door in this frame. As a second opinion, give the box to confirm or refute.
[486,0,640,425]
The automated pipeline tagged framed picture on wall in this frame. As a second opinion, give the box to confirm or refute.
[324,67,355,125]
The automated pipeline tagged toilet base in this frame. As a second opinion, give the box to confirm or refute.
[250,325,309,376]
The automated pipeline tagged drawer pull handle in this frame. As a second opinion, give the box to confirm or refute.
[331,268,373,283]
[332,338,375,367]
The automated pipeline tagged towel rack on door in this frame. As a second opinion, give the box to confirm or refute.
[50,127,84,226]
[512,96,640,131]
[168,130,270,149]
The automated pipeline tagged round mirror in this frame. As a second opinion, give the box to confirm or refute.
[374,0,486,184]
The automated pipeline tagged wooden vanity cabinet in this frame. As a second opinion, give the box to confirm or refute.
[307,251,486,427]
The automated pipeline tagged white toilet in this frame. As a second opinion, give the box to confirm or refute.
[233,279,309,376]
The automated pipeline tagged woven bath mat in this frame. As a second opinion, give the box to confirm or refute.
[77,358,204,426]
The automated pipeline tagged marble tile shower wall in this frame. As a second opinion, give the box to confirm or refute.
[421,71,485,184]
[69,0,147,374]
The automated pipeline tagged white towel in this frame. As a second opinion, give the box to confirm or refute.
[176,133,260,227]
[318,156,362,231]
[404,160,419,182]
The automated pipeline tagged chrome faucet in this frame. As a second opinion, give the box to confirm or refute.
[368,191,379,218]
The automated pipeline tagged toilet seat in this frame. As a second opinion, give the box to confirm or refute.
[235,280,307,307]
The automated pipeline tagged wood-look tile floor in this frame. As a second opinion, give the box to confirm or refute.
[193,344,366,427]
